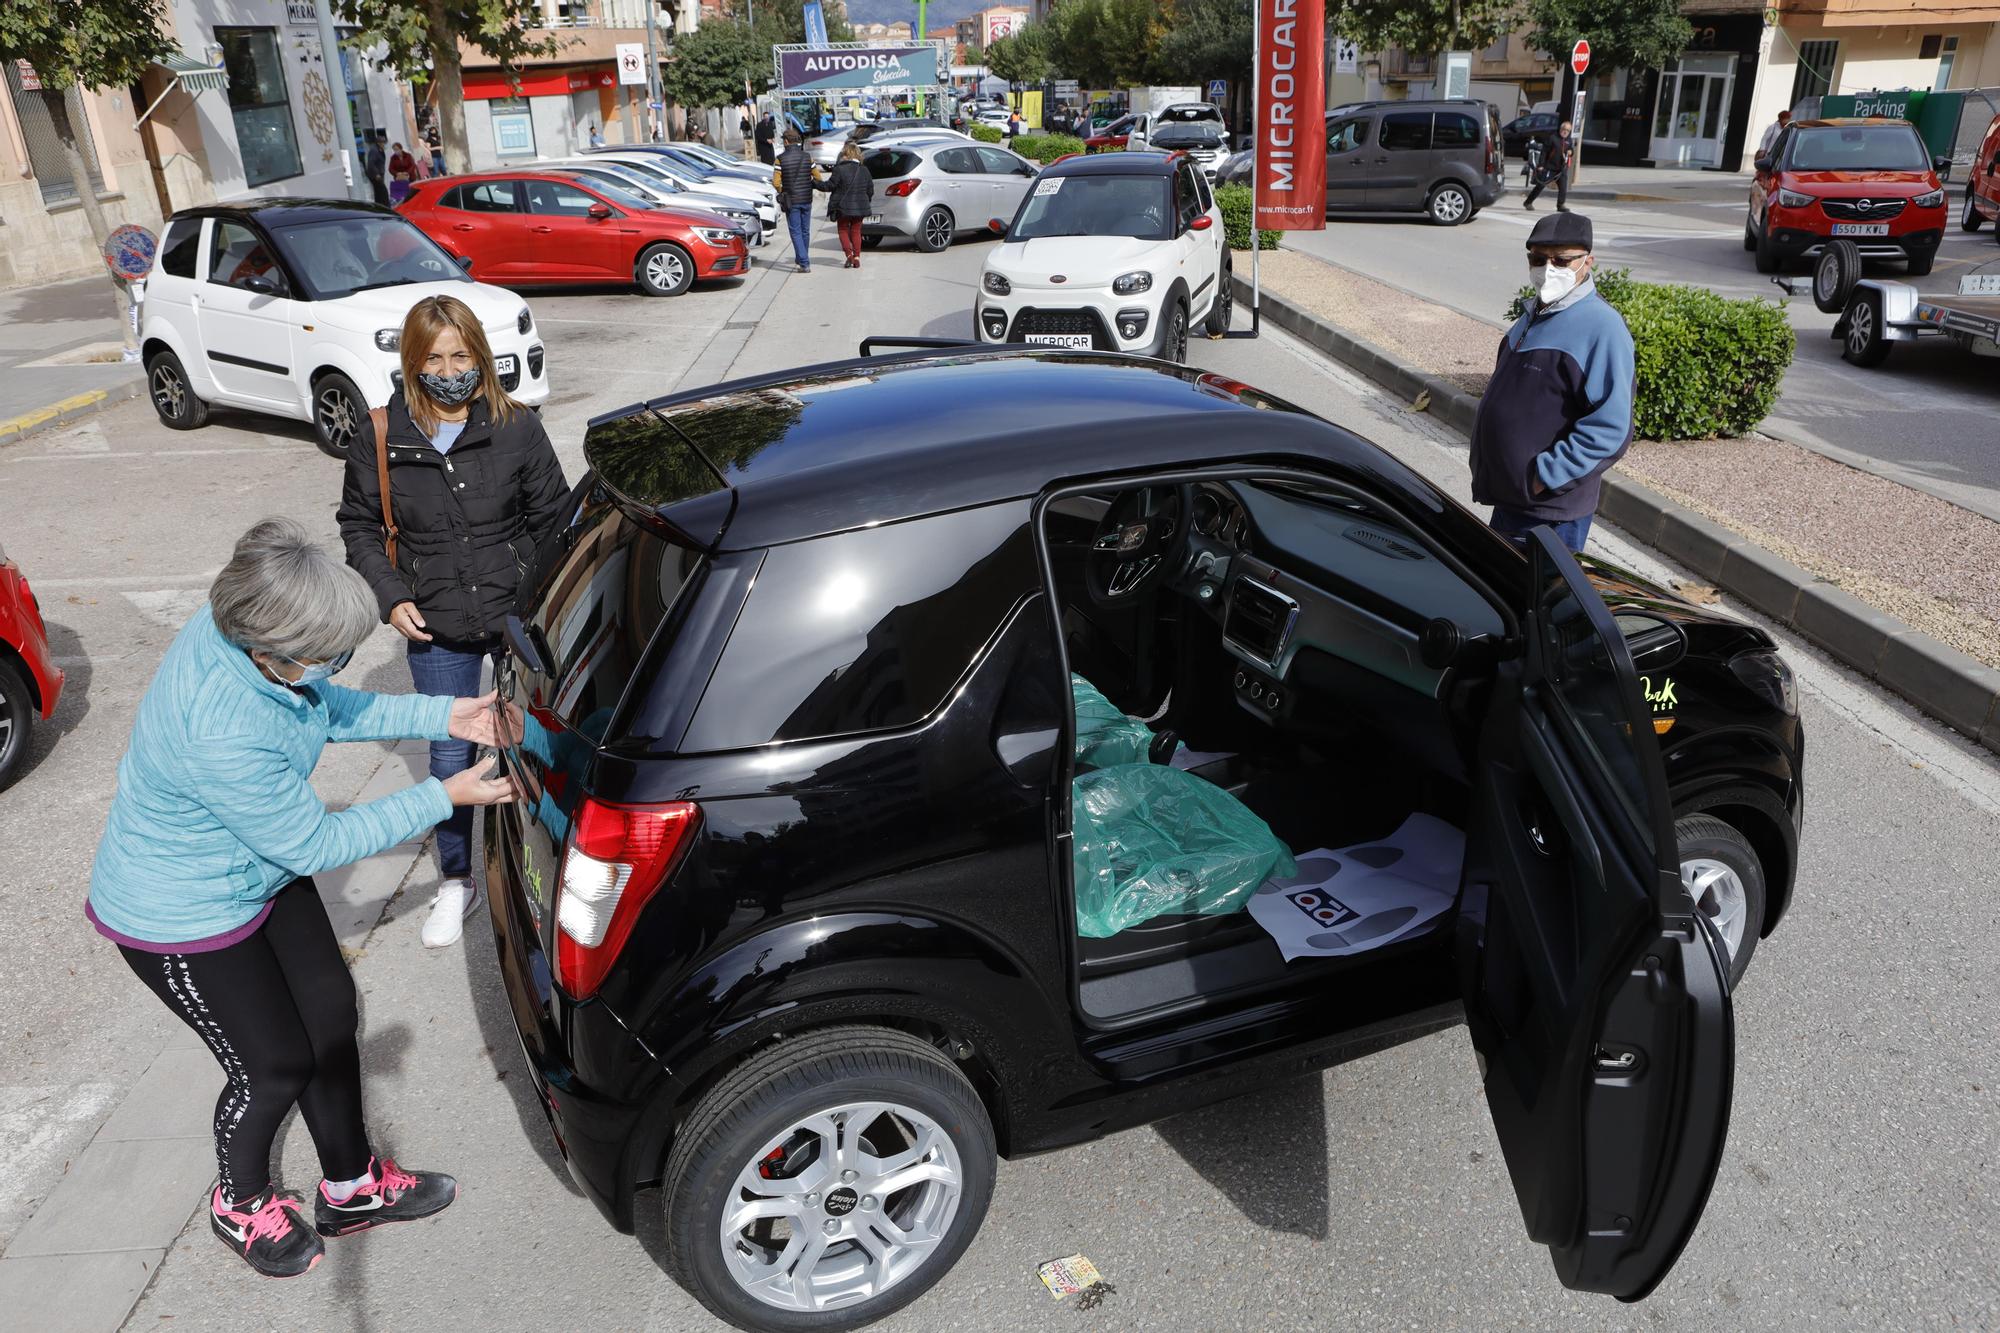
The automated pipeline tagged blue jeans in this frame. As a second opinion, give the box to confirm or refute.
[786,205,812,268]
[1489,506,1592,553]
[406,638,493,878]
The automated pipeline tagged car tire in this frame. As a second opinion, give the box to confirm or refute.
[1162,299,1189,364]
[145,348,209,431]
[661,1025,995,1333]
[1962,184,1984,232]
[637,242,696,297]
[1752,212,1782,273]
[1203,261,1233,337]
[0,656,34,792]
[1675,814,1766,989]
[1426,182,1472,226]
[1812,238,1861,314]
[1742,216,1757,252]
[915,206,954,253]
[311,372,368,460]
[860,234,883,250]
[1841,288,1892,367]
[1904,250,1935,277]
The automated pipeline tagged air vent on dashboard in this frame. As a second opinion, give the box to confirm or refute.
[1343,525,1424,561]
[1223,577,1298,668]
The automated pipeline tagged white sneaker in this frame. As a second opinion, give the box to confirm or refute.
[421,878,481,949]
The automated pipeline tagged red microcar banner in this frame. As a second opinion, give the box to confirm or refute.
[1253,0,1327,231]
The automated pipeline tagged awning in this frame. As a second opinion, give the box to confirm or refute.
[136,51,228,126]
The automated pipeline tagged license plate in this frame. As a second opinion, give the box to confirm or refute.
[1026,333,1093,349]
[495,354,518,376]
[866,214,881,222]
[1831,223,1889,237]
[1960,273,2000,296]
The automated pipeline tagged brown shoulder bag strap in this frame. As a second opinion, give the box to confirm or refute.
[370,406,398,566]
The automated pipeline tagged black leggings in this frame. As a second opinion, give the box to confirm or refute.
[121,879,371,1201]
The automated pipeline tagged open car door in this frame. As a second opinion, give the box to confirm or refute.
[1458,528,1733,1300]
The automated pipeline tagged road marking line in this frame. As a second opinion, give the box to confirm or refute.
[8,446,282,463]
[33,570,220,590]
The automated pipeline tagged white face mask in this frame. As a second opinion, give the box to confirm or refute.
[1532,260,1583,306]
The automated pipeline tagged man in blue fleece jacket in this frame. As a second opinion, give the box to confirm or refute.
[1469,211,1635,552]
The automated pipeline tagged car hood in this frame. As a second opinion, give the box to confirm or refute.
[1578,554,1757,633]
[989,235,1165,289]
[1782,169,1936,194]
[314,280,523,334]
[650,207,740,231]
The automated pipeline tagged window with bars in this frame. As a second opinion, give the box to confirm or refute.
[4,62,107,207]
[1789,40,1838,109]
[217,27,303,187]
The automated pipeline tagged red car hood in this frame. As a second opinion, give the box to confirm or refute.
[1782,169,1935,196]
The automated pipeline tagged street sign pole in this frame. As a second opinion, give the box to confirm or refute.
[1569,39,1590,186]
[314,0,365,200]
[646,0,661,140]
[1246,0,1261,338]
[915,0,928,115]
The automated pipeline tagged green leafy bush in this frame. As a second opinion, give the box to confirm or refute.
[1010,132,1086,163]
[1504,268,1794,440]
[968,123,1004,144]
[1214,184,1280,252]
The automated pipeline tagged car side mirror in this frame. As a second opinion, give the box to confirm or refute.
[587,202,612,220]
[1933,155,1951,173]
[1614,611,1689,671]
[455,254,474,272]
[240,274,281,296]
[1188,214,1213,231]
[987,217,1006,234]
[1753,156,1773,174]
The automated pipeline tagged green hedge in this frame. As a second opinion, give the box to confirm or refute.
[968,123,1003,144]
[1009,133,1086,164]
[1504,268,1794,440]
[1214,184,1280,252]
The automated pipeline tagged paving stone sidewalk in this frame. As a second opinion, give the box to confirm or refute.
[0,275,141,439]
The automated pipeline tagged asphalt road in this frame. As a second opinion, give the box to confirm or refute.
[2,226,1997,1332]
[1281,191,2000,521]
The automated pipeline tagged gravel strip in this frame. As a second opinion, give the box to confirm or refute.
[1254,245,2000,671]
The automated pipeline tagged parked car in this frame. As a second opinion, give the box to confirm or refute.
[1501,110,1561,158]
[1084,112,1137,152]
[1217,100,1505,226]
[1746,117,1950,275]
[138,198,548,457]
[976,151,1229,361]
[540,159,766,245]
[1956,112,2000,237]
[860,140,1038,252]
[810,117,950,167]
[586,148,781,232]
[647,139,773,186]
[1128,101,1227,155]
[397,171,749,299]
[484,342,1801,1333]
[0,538,62,791]
[1145,117,1230,179]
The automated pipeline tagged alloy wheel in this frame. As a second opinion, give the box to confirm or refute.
[1433,187,1469,223]
[151,363,185,420]
[923,211,952,250]
[719,1100,964,1314]
[1169,307,1187,362]
[1846,301,1875,359]
[1680,855,1749,964]
[647,248,686,291]
[0,691,14,757]
[317,386,358,453]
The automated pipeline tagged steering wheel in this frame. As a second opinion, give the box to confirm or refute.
[1086,485,1193,607]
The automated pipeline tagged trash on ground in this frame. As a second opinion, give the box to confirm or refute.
[1037,1253,1116,1308]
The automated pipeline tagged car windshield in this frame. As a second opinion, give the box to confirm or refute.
[557,173,656,210]
[1153,122,1225,148]
[1158,106,1220,124]
[267,214,467,300]
[607,159,685,192]
[664,151,716,178]
[1010,175,1172,241]
[1787,125,1930,171]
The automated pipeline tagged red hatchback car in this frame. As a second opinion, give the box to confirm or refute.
[1747,117,1949,275]
[1959,112,2000,239]
[0,539,63,790]
[1085,113,1137,153]
[398,170,749,297]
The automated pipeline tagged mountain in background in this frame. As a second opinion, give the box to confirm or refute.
[842,0,994,32]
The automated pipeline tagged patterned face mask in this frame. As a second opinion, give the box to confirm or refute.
[418,366,481,406]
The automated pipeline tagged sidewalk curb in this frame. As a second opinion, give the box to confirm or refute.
[1234,270,2000,757]
[0,377,144,447]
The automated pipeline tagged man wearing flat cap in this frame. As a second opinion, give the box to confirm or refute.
[1469,211,1635,553]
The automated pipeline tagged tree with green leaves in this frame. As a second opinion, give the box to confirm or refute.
[334,0,562,174]
[1040,0,1161,89]
[1524,0,1691,85]
[1152,0,1253,94]
[663,22,763,113]
[984,28,1050,98]
[1331,0,1521,69]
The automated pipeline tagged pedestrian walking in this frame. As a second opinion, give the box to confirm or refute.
[387,142,417,205]
[1522,121,1572,212]
[822,141,875,268]
[425,122,445,176]
[755,111,777,164]
[87,516,511,1278]
[1469,212,1634,553]
[1007,109,1023,139]
[739,106,753,157]
[337,295,570,947]
[364,130,389,207]
[775,128,819,272]
[1758,108,1791,161]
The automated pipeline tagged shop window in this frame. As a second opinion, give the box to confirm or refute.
[1789,40,1838,110]
[490,97,536,159]
[1481,35,1508,62]
[216,28,302,187]
[3,60,107,206]
[1933,36,1958,91]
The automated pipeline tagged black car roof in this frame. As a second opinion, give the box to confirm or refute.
[167,197,397,227]
[1044,151,1179,178]
[582,349,1453,553]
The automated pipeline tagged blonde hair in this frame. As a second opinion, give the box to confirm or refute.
[840,141,864,163]
[397,294,519,435]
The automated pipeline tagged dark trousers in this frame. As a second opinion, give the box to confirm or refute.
[121,880,370,1202]
[1524,165,1568,210]
[406,637,492,878]
[366,173,389,207]
[838,216,863,260]
[1489,506,1592,552]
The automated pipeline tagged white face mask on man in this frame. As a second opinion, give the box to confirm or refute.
[1529,255,1589,305]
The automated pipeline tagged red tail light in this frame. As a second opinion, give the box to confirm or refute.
[553,798,700,999]
[885,178,921,197]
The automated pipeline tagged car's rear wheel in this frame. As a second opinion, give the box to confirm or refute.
[638,242,696,297]
[311,372,367,460]
[1675,814,1766,988]
[1753,211,1782,273]
[1203,261,1233,337]
[0,657,35,792]
[663,1026,994,1333]
[1842,288,1892,367]
[146,349,208,431]
[1904,249,1935,277]
[915,206,954,253]
[1963,184,1984,232]
[1813,239,1861,314]
[1426,182,1472,226]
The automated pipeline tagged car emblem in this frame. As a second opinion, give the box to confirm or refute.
[1051,274,1067,283]
[1857,198,1873,212]
[1118,522,1148,553]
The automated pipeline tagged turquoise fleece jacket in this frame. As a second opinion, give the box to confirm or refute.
[88,605,456,945]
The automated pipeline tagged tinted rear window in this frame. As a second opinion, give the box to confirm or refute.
[159,218,200,278]
[866,150,921,179]
[680,502,1035,751]
[1382,113,1433,152]
[1434,113,1481,147]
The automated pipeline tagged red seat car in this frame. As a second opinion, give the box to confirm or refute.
[1747,117,1949,275]
[1085,113,1137,153]
[1959,112,2000,240]
[397,170,749,297]
[0,539,63,790]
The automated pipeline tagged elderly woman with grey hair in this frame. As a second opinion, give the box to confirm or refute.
[87,517,514,1280]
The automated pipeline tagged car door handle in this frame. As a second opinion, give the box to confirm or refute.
[531,225,554,233]
[452,223,476,231]
[1373,156,1389,164]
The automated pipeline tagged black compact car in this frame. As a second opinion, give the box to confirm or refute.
[486,348,1803,1332]
[1502,111,1562,158]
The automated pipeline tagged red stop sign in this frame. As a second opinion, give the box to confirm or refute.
[1571,40,1591,76]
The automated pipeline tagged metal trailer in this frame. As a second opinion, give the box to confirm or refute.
[1781,239,2000,368]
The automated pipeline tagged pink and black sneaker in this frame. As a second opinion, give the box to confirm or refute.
[314,1156,458,1237]
[210,1185,324,1278]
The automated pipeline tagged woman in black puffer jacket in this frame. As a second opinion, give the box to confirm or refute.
[821,141,876,269]
[336,294,568,948]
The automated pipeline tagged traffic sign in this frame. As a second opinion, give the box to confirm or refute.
[616,42,647,86]
[102,224,157,281]
[1207,79,1227,99]
[1571,39,1591,76]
